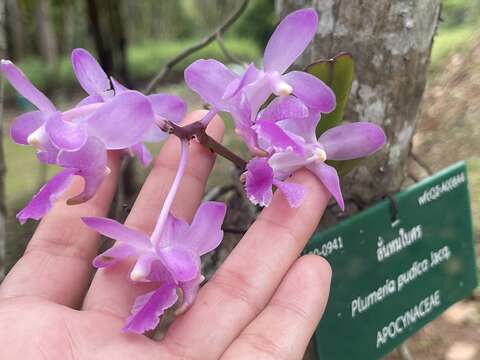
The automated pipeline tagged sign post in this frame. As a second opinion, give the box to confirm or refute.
[305,161,478,360]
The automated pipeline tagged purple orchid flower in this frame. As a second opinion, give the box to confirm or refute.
[246,97,386,209]
[83,201,226,333]
[71,48,187,166]
[83,139,226,333]
[184,8,335,153]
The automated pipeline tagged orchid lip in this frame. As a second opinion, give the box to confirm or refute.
[27,126,46,148]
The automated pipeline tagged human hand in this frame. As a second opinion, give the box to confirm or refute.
[0,111,332,360]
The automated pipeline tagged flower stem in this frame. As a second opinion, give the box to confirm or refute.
[150,139,189,244]
[199,108,218,127]
[165,120,247,170]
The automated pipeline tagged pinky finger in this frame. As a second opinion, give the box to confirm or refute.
[221,255,332,360]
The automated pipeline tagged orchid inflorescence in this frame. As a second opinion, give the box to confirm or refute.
[1,9,386,333]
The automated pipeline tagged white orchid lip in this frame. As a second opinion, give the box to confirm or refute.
[130,267,148,282]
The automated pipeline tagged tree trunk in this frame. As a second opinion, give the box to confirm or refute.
[0,0,8,280]
[85,0,130,84]
[5,0,24,59]
[277,0,441,211]
[36,0,58,65]
[276,0,441,358]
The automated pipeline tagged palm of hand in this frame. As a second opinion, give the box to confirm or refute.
[0,112,331,360]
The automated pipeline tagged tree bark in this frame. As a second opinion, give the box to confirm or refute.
[85,0,130,84]
[5,0,24,59]
[275,1,441,358]
[36,0,58,65]
[0,0,8,281]
[277,0,441,212]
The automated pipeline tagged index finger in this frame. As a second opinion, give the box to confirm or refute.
[160,169,330,360]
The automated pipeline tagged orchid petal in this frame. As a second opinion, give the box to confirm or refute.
[141,123,168,143]
[82,216,151,248]
[230,96,258,151]
[148,94,187,123]
[157,214,189,248]
[86,91,154,149]
[16,169,76,224]
[274,180,307,208]
[283,71,336,113]
[243,75,273,119]
[188,202,226,255]
[158,246,199,282]
[10,111,45,145]
[184,59,237,111]
[130,142,153,166]
[319,122,386,160]
[264,8,318,74]
[93,243,138,268]
[75,94,104,107]
[245,157,274,207]
[276,112,320,144]
[254,120,304,154]
[57,136,107,204]
[71,48,110,96]
[308,162,344,210]
[258,95,309,122]
[46,112,88,151]
[123,283,178,334]
[223,63,261,99]
[111,77,128,94]
[268,150,306,179]
[0,60,56,112]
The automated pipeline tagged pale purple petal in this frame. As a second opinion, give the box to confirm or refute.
[254,120,304,154]
[82,216,151,248]
[10,111,45,145]
[16,169,76,224]
[71,48,110,96]
[93,243,138,268]
[230,96,258,151]
[188,202,226,255]
[75,94,104,107]
[223,63,261,99]
[86,91,154,149]
[268,150,306,179]
[157,246,199,283]
[273,180,307,208]
[308,162,344,210]
[111,77,128,94]
[157,214,189,248]
[123,283,178,334]
[263,8,318,74]
[283,71,336,113]
[184,59,237,111]
[141,123,168,143]
[130,142,153,166]
[46,112,88,151]
[245,157,274,207]
[258,95,309,122]
[148,94,187,123]
[243,75,273,119]
[57,136,107,204]
[319,122,386,160]
[1,60,56,112]
[276,112,320,144]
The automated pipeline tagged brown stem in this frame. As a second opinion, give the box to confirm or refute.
[166,121,247,170]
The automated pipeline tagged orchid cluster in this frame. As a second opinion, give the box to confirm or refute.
[1,8,386,333]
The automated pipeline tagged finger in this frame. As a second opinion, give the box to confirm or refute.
[222,255,331,360]
[160,169,330,359]
[0,152,120,307]
[82,110,224,320]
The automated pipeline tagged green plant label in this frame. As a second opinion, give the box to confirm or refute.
[304,161,478,360]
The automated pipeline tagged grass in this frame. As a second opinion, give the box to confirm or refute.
[431,23,478,67]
